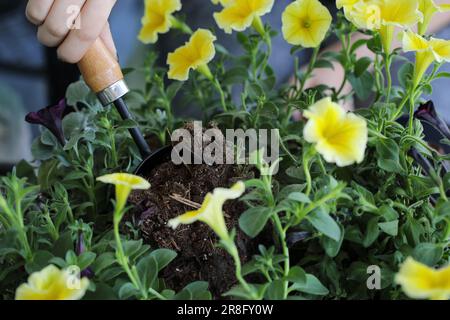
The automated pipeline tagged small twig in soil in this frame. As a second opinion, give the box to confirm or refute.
[169,194,202,208]
[168,193,231,218]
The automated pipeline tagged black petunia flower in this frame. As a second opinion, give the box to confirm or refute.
[25,99,67,146]
[414,101,450,140]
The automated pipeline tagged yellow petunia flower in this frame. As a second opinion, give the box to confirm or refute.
[282,0,332,48]
[97,173,151,215]
[342,0,422,53]
[168,182,245,242]
[138,0,182,44]
[213,0,275,35]
[167,29,217,81]
[418,0,450,35]
[16,265,89,300]
[395,257,450,300]
[303,97,368,167]
[402,30,450,89]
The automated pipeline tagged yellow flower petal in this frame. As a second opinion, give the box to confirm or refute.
[97,173,150,214]
[396,257,450,300]
[342,0,422,51]
[380,0,422,27]
[167,29,217,81]
[214,0,275,34]
[303,97,368,167]
[402,30,429,52]
[138,0,182,44]
[16,265,89,300]
[282,0,332,48]
[168,181,245,241]
[97,173,151,190]
[402,31,450,87]
[418,0,450,34]
[430,38,450,62]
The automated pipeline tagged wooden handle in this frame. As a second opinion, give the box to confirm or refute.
[78,39,123,93]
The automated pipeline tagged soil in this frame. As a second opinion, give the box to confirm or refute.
[129,123,258,298]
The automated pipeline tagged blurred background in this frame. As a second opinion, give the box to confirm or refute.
[1,0,450,174]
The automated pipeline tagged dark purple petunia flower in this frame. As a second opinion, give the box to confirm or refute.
[414,101,450,140]
[25,99,67,146]
[76,232,95,279]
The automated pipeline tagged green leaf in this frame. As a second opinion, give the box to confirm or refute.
[92,252,116,274]
[166,82,184,101]
[363,217,380,248]
[223,284,255,299]
[288,192,311,204]
[116,119,139,129]
[66,81,90,106]
[62,112,85,138]
[136,255,158,291]
[122,239,144,258]
[398,62,414,88]
[378,220,398,236]
[307,209,341,242]
[223,67,249,85]
[321,223,345,258]
[149,249,177,271]
[174,281,211,300]
[118,282,140,300]
[354,57,372,77]
[260,102,279,119]
[375,138,404,173]
[266,280,286,300]
[412,243,443,266]
[286,266,307,284]
[77,252,96,270]
[290,274,329,296]
[52,231,74,258]
[314,59,334,70]
[239,207,272,238]
[348,71,374,100]
[84,284,117,300]
[25,250,54,274]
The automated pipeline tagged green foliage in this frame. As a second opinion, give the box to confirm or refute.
[1,13,449,301]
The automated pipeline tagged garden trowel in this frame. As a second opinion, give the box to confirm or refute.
[77,39,171,175]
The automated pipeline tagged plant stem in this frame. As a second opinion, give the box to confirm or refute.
[299,46,320,93]
[272,214,289,299]
[213,78,228,112]
[408,95,415,135]
[113,211,167,300]
[109,130,119,168]
[226,241,259,300]
[303,151,313,196]
[385,54,393,102]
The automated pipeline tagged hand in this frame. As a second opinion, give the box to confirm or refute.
[26,0,117,63]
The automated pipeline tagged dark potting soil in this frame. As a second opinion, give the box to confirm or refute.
[129,124,259,298]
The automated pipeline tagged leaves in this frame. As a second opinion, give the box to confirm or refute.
[375,138,405,174]
[290,274,329,296]
[239,207,272,238]
[307,209,341,242]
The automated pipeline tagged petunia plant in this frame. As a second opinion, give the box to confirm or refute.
[1,0,450,301]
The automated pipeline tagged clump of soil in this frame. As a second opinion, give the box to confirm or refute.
[129,123,257,298]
